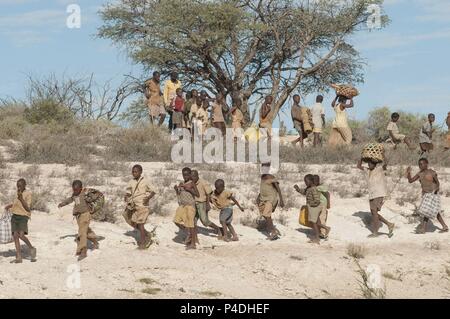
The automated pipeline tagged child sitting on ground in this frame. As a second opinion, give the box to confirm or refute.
[387,113,414,150]
[294,175,330,244]
[210,179,244,242]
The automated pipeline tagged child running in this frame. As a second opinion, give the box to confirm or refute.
[295,175,330,244]
[210,179,244,242]
[313,175,331,239]
[257,163,285,240]
[191,170,223,239]
[4,179,36,264]
[419,113,435,157]
[58,180,99,261]
[173,168,199,250]
[358,159,395,238]
[407,159,448,234]
[123,165,156,250]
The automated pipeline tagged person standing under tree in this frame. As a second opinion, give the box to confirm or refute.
[211,93,228,137]
[291,95,311,148]
[328,95,354,146]
[259,96,274,141]
[145,71,165,126]
[163,72,182,131]
[311,95,325,147]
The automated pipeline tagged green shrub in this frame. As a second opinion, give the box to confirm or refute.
[24,98,74,126]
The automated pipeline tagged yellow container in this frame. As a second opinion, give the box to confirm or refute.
[299,206,311,227]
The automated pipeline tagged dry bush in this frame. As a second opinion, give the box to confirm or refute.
[31,189,51,213]
[347,243,367,259]
[0,103,28,140]
[19,165,42,185]
[92,200,117,223]
[105,125,172,162]
[354,260,386,299]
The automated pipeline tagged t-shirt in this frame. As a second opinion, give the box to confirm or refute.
[305,186,321,207]
[195,179,212,203]
[126,177,155,207]
[211,190,233,210]
[61,189,92,215]
[311,103,325,129]
[173,96,185,112]
[387,122,399,135]
[368,165,388,200]
[145,79,161,106]
[419,122,433,144]
[332,104,349,128]
[316,185,328,206]
[259,176,279,206]
[212,102,225,123]
[11,191,32,217]
[163,80,181,106]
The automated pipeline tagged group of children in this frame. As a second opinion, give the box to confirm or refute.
[3,156,448,263]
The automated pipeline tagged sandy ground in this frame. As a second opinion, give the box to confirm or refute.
[0,160,449,299]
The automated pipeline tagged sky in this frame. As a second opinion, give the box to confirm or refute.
[1,0,450,128]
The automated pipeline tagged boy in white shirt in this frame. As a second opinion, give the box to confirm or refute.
[358,158,395,238]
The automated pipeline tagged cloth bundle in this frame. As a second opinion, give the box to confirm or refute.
[0,210,13,244]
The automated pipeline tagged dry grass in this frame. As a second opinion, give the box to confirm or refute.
[347,243,367,259]
[141,288,161,295]
[30,189,51,213]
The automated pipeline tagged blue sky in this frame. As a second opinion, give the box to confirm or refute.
[1,0,450,127]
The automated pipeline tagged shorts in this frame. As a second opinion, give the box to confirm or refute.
[174,205,196,228]
[307,205,322,223]
[11,214,29,234]
[195,202,212,227]
[219,207,233,225]
[148,103,166,117]
[258,201,277,218]
[369,197,385,212]
[123,206,150,226]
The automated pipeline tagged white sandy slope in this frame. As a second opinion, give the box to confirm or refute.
[0,161,449,299]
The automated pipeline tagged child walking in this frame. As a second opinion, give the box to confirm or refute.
[358,159,395,238]
[257,164,284,240]
[4,179,36,264]
[295,175,330,244]
[313,175,331,239]
[387,113,414,150]
[419,113,435,156]
[210,179,244,242]
[123,165,156,250]
[58,180,99,261]
[173,167,200,250]
[407,159,448,234]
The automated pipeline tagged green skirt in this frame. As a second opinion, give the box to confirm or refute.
[11,214,29,234]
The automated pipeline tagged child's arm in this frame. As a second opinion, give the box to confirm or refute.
[294,184,306,195]
[325,192,331,209]
[273,182,284,208]
[58,197,74,208]
[433,172,440,194]
[182,182,200,198]
[230,196,244,212]
[331,95,338,108]
[357,159,364,171]
[4,203,13,210]
[406,167,420,183]
[17,192,31,213]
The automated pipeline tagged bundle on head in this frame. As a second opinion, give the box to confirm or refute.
[331,84,359,99]
[361,143,385,164]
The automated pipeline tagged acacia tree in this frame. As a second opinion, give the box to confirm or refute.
[98,0,388,123]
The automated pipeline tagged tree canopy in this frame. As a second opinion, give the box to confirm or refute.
[98,0,388,122]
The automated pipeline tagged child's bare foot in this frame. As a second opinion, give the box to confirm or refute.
[440,227,449,233]
[308,239,320,245]
[324,227,331,237]
[367,233,379,238]
[231,236,239,242]
[186,245,196,250]
[92,240,99,250]
[223,237,231,242]
[77,250,87,261]
[184,237,191,245]
[10,258,23,264]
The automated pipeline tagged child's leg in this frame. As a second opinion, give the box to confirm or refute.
[436,213,449,231]
[18,232,37,261]
[12,232,22,262]
[419,217,429,233]
[221,221,230,242]
[227,224,239,241]
[316,219,331,237]
[187,228,196,249]
[370,210,381,235]
[264,217,275,235]
[77,213,90,258]
[137,224,147,248]
[310,222,320,243]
